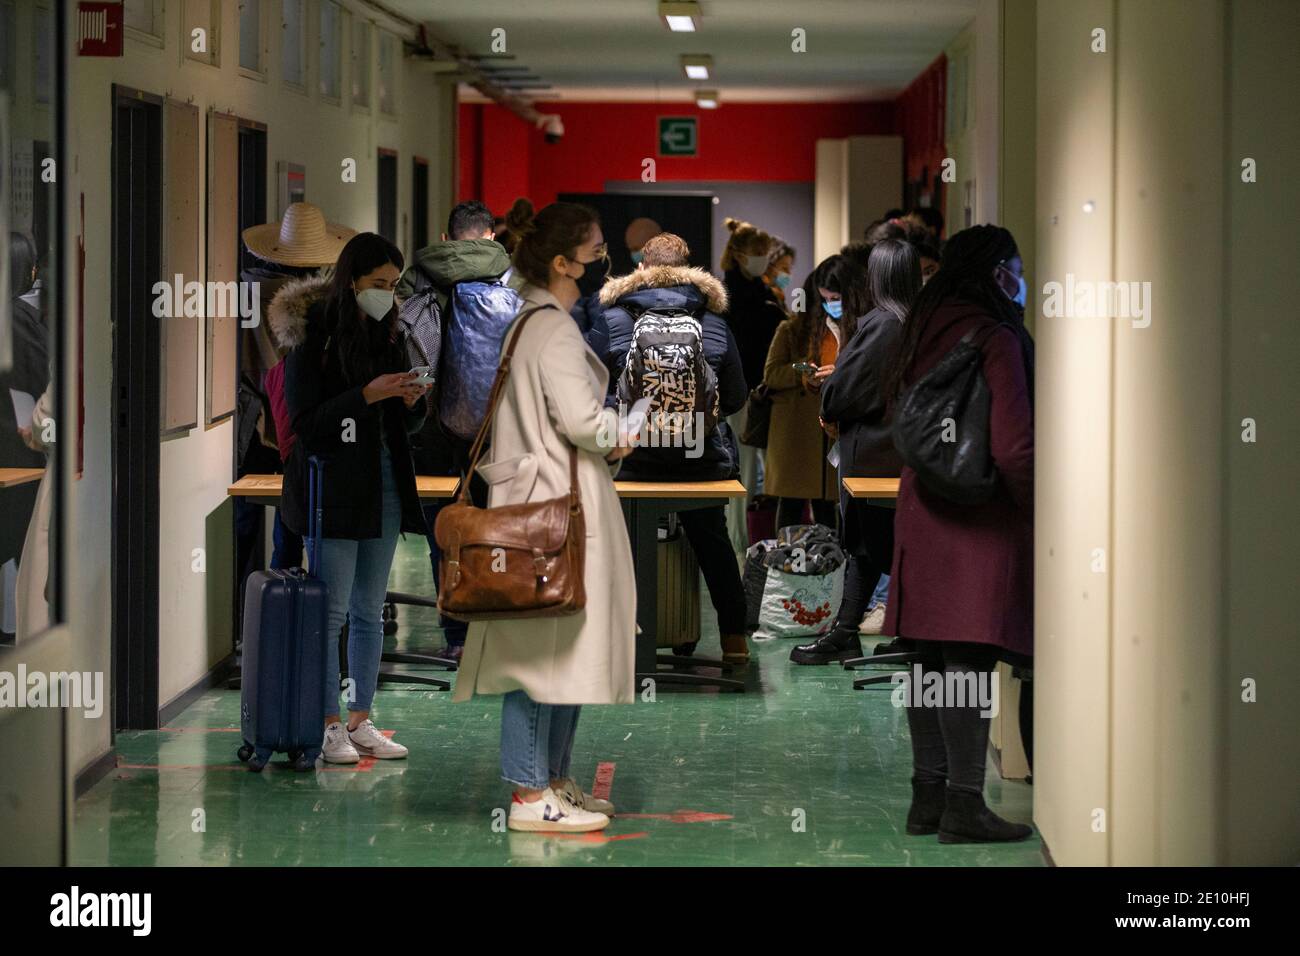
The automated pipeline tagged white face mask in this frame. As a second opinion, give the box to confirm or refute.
[355,287,394,321]
[743,254,769,278]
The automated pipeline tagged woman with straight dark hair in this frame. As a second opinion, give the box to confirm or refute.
[283,232,430,765]
[881,224,1035,844]
[762,255,869,531]
[792,239,920,665]
[451,201,637,834]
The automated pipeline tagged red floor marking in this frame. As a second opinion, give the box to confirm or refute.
[617,810,734,823]
[592,761,616,801]
[551,831,650,843]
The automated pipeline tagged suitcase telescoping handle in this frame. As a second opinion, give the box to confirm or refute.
[307,455,325,578]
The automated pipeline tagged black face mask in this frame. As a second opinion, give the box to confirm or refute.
[575,255,610,299]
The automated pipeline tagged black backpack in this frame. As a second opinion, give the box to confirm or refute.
[892,323,1020,505]
[617,305,720,439]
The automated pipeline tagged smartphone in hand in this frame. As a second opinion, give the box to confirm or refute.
[622,396,653,443]
[792,361,818,375]
[409,366,435,386]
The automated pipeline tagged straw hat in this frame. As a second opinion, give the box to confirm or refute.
[242,202,357,267]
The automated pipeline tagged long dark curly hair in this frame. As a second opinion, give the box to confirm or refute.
[322,232,405,387]
[882,224,1022,403]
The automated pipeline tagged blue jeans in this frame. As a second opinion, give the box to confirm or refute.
[422,501,468,647]
[500,690,581,790]
[315,450,401,717]
[871,574,890,609]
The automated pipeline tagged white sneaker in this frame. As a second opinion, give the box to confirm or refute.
[859,604,886,635]
[348,718,409,759]
[321,721,360,764]
[554,776,615,816]
[508,788,609,833]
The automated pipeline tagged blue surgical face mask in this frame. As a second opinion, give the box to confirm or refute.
[823,299,843,320]
[630,250,644,265]
[1014,274,1027,308]
[775,272,791,290]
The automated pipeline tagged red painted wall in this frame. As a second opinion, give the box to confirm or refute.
[459,99,897,212]
[457,74,947,219]
[896,54,948,185]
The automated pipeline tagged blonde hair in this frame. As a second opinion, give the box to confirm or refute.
[720,217,772,271]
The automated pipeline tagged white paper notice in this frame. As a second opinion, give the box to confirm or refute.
[9,388,35,430]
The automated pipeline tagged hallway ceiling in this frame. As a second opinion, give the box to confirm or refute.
[383,0,976,102]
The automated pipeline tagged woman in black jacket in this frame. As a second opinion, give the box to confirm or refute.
[791,239,920,664]
[719,217,784,552]
[599,232,752,663]
[283,232,429,764]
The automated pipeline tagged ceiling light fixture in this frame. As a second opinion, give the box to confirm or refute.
[695,89,718,109]
[660,1,701,33]
[681,54,712,80]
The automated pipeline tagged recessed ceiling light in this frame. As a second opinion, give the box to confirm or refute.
[660,1,701,32]
[695,89,718,108]
[681,54,712,80]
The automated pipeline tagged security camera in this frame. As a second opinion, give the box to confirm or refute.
[539,114,564,143]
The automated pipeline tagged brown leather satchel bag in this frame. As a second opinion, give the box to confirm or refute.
[434,307,587,621]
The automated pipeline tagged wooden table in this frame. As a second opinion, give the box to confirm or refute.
[842,477,900,499]
[229,474,460,499]
[0,467,45,489]
[840,476,917,688]
[230,474,750,694]
[229,473,462,691]
[617,479,748,693]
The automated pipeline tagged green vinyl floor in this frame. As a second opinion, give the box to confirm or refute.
[73,536,1043,867]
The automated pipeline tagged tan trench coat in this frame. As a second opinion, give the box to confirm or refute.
[452,284,637,706]
[761,318,839,501]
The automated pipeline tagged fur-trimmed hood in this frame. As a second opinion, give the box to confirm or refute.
[267,274,331,351]
[598,265,728,314]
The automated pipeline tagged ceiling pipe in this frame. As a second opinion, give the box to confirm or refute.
[410,25,563,137]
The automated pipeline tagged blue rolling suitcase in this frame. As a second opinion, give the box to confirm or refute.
[237,457,329,772]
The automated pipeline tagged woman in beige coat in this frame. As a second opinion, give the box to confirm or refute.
[451,200,636,833]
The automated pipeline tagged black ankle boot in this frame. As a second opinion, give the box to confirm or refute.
[937,788,1033,844]
[905,777,948,835]
[789,625,863,665]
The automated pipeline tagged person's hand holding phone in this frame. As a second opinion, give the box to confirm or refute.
[364,371,428,406]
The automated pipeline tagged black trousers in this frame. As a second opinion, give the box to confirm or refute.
[776,496,838,532]
[676,505,748,635]
[902,640,1002,795]
[835,501,895,629]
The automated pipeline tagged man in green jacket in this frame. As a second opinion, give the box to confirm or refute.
[396,201,510,662]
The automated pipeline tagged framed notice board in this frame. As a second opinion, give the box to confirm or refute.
[161,98,200,436]
[205,111,238,426]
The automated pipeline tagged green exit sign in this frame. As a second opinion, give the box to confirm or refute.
[658,116,698,157]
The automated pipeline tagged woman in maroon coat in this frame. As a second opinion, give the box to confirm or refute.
[882,225,1035,844]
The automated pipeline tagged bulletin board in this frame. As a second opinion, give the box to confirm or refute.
[161,99,200,436]
[205,111,238,426]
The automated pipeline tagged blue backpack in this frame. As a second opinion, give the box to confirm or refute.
[438,273,523,441]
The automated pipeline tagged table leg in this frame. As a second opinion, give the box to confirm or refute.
[629,498,662,683]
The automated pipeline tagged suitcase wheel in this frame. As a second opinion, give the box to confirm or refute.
[248,747,272,772]
[382,603,398,635]
[285,748,302,762]
[237,742,254,763]
[291,752,316,772]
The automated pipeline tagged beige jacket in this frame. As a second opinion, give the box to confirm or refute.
[452,284,637,705]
